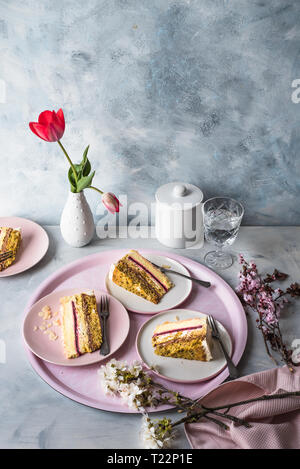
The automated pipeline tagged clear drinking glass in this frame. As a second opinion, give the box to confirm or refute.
[203,197,244,269]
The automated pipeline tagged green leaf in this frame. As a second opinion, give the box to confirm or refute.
[76,171,95,192]
[82,157,91,176]
[82,145,89,164]
[74,163,83,179]
[81,145,91,176]
[68,167,77,192]
[67,144,92,192]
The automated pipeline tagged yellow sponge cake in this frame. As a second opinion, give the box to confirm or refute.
[152,316,213,361]
[60,291,102,359]
[112,250,173,304]
[0,227,21,271]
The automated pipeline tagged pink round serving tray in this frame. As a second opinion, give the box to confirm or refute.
[23,249,247,413]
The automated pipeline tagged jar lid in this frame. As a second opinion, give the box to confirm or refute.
[155,182,203,209]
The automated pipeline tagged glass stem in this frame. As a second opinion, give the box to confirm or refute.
[216,244,223,255]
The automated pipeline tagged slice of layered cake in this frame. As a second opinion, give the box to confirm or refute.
[112,250,173,304]
[152,316,213,361]
[0,227,21,271]
[60,291,102,359]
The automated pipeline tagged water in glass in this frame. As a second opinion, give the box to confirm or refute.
[204,208,241,247]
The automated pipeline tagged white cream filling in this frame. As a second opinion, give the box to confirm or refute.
[154,329,200,344]
[201,338,213,361]
[0,228,8,249]
[109,263,116,281]
[82,289,94,296]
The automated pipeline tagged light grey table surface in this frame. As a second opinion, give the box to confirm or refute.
[0,226,299,449]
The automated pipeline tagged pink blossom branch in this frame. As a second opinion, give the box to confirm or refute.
[236,255,299,370]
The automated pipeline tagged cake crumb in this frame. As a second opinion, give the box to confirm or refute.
[48,331,58,341]
[33,326,38,331]
[53,319,61,327]
[41,305,52,320]
[38,306,52,320]
[39,325,46,331]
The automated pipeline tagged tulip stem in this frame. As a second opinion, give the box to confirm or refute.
[88,186,104,195]
[58,140,78,183]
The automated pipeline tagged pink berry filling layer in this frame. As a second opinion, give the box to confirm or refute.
[128,256,168,292]
[71,300,81,356]
[153,324,203,338]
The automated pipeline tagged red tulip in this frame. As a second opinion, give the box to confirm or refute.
[102,192,121,214]
[29,108,65,142]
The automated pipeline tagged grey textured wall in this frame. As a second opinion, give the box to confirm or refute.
[1,0,300,225]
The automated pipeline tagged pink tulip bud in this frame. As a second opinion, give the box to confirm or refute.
[102,192,121,214]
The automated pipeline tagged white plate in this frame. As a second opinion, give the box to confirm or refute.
[136,309,232,383]
[105,254,192,314]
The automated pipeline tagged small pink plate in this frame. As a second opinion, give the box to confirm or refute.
[0,217,49,277]
[23,288,130,367]
[136,309,232,383]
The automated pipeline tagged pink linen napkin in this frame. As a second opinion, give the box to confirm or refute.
[185,366,300,449]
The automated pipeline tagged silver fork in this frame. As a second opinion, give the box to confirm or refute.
[151,262,211,288]
[208,315,239,380]
[0,251,13,263]
[99,295,110,356]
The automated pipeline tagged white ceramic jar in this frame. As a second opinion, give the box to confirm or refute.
[155,182,204,249]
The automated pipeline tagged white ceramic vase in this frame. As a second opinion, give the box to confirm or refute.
[60,191,95,247]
